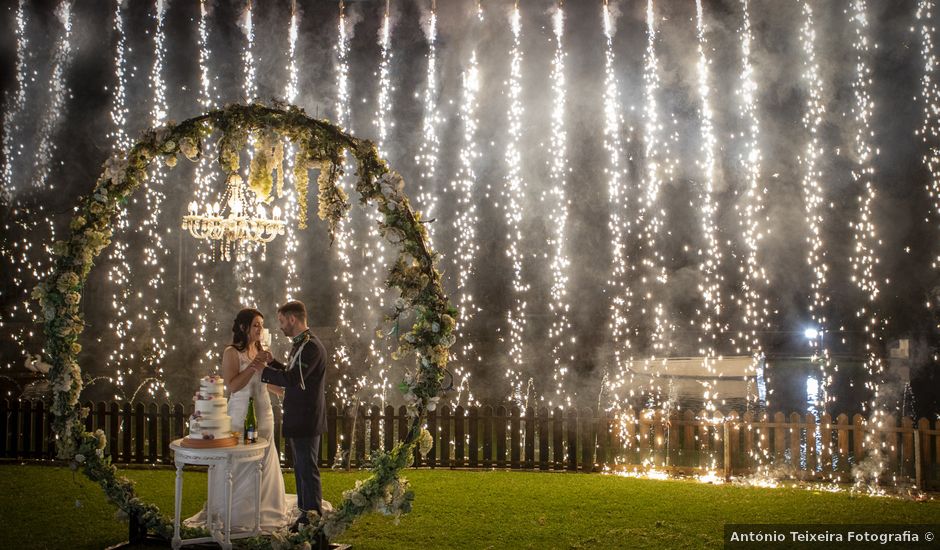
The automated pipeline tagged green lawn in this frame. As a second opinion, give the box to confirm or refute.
[0,464,937,549]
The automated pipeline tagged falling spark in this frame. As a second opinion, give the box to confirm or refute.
[331,0,360,409]
[1,0,31,201]
[637,0,671,403]
[798,0,833,420]
[602,0,635,414]
[450,48,482,407]
[736,0,770,407]
[694,0,723,417]
[283,1,301,301]
[130,0,172,401]
[847,1,886,466]
[365,0,394,414]
[415,3,440,247]
[31,0,74,191]
[184,0,221,371]
[546,5,573,409]
[374,3,393,158]
[503,5,530,406]
[917,0,940,274]
[0,0,36,374]
[104,0,135,382]
[237,0,259,306]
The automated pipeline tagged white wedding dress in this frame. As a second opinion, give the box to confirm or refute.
[185,349,297,533]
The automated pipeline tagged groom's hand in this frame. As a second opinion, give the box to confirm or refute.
[248,355,267,372]
[256,350,273,364]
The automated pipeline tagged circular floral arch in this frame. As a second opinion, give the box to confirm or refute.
[33,102,455,546]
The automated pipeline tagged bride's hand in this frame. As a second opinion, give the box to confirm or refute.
[256,350,273,364]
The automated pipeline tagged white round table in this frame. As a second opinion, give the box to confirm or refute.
[169,437,270,550]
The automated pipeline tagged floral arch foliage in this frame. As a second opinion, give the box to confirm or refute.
[33,103,455,545]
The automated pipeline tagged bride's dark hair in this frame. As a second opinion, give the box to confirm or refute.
[231,308,264,352]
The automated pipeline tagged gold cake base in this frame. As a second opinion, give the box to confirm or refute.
[180,434,238,448]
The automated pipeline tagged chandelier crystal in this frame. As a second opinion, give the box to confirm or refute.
[181,174,285,261]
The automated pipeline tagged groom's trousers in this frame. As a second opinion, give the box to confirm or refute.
[290,435,323,516]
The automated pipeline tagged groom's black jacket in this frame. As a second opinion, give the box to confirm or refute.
[261,330,328,437]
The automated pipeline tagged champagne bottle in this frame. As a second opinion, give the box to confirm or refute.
[244,396,257,444]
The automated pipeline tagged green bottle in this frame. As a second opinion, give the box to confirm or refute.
[244,397,257,444]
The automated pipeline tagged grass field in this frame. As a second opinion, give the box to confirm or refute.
[0,464,937,549]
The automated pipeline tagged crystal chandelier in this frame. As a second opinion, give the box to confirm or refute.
[181,174,286,261]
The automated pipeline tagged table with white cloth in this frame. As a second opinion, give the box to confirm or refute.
[169,437,270,550]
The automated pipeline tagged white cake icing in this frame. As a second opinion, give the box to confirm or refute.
[187,375,233,440]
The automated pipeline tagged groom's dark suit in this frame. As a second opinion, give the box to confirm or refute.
[261,329,327,519]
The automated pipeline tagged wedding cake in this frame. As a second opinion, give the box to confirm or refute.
[182,375,237,447]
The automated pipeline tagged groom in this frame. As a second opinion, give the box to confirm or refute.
[250,300,328,531]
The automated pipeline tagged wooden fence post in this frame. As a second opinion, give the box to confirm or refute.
[789,412,801,472]
[837,413,850,475]
[32,401,45,459]
[524,406,535,469]
[482,406,493,469]
[493,405,508,468]
[805,413,817,479]
[728,411,740,475]
[494,406,506,469]
[440,405,451,468]
[885,414,898,473]
[566,408,578,472]
[917,417,930,489]
[132,403,143,463]
[468,406,478,468]
[0,399,7,458]
[581,407,594,473]
[383,405,395,452]
[427,408,438,469]
[509,406,520,469]
[819,413,832,475]
[326,406,337,467]
[683,410,695,469]
[147,403,158,464]
[596,409,609,470]
[538,407,550,471]
[902,417,914,478]
[552,407,564,470]
[369,405,381,462]
[852,414,865,463]
[160,404,170,464]
[454,406,465,468]
[723,420,731,481]
[354,407,366,468]
[21,400,31,458]
[109,402,120,460]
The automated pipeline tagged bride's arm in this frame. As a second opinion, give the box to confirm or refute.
[222,347,255,394]
[266,384,284,397]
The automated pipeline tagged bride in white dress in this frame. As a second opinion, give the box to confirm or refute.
[186,308,297,533]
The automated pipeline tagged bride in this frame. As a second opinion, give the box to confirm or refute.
[186,308,296,533]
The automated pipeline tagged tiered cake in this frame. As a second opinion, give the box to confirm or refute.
[182,375,237,448]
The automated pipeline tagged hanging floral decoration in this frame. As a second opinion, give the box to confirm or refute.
[34,102,456,548]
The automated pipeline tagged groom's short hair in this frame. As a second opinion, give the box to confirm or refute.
[278,300,307,323]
